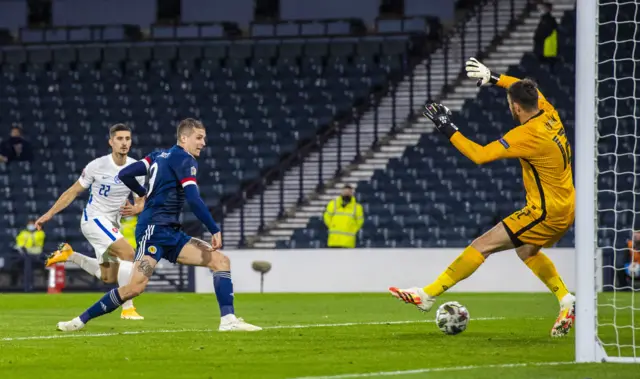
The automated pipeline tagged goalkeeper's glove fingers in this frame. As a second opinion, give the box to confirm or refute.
[423,103,459,139]
[465,57,500,87]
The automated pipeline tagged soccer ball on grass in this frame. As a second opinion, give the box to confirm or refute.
[435,301,469,335]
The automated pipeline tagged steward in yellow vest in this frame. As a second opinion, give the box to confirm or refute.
[323,185,364,248]
[533,2,558,70]
[16,220,46,255]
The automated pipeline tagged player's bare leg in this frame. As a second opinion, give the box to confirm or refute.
[56,257,155,332]
[515,244,575,337]
[390,222,514,312]
[97,261,118,284]
[48,239,143,320]
[177,238,261,331]
[106,238,144,320]
[46,243,104,284]
[47,243,113,282]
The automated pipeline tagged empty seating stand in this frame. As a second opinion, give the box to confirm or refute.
[0,36,413,252]
[279,7,613,250]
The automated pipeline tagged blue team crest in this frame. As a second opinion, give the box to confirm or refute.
[148,246,157,253]
[190,166,197,176]
[114,175,122,184]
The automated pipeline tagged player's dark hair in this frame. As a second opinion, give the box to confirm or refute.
[109,123,131,138]
[507,79,539,112]
[177,118,205,140]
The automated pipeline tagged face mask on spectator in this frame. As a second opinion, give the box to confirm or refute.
[342,195,352,203]
[26,224,36,232]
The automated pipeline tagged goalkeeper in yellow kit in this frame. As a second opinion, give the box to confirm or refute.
[390,58,576,337]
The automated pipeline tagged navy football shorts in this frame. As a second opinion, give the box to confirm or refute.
[135,224,192,263]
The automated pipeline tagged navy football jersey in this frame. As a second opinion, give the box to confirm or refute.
[137,145,198,227]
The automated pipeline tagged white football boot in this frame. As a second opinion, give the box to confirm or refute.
[218,314,262,331]
[551,293,576,337]
[56,317,86,332]
[389,287,437,312]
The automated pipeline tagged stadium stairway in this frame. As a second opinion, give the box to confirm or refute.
[248,0,564,249]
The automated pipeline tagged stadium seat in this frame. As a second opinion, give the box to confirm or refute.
[0,36,411,250]
[282,8,587,248]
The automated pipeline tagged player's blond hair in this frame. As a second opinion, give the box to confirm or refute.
[176,118,205,140]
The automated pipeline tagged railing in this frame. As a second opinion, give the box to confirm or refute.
[213,41,421,247]
[214,0,534,248]
[10,17,441,46]
[434,0,533,97]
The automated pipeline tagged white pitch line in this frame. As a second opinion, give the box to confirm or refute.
[0,317,510,342]
[287,361,578,379]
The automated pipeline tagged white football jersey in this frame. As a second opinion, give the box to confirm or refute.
[78,154,145,226]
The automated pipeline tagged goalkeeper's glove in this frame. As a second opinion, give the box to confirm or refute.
[423,102,459,139]
[465,57,500,87]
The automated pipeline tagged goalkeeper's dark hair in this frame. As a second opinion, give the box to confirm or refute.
[109,123,131,138]
[177,118,205,140]
[507,79,539,112]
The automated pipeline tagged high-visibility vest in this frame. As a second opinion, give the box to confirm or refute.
[323,197,364,248]
[120,216,138,249]
[16,230,45,255]
[543,29,558,58]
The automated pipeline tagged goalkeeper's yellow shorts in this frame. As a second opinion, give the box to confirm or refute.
[502,205,574,248]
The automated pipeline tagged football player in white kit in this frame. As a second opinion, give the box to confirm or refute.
[35,124,145,320]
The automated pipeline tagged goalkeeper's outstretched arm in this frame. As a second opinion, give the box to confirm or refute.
[466,57,553,111]
[423,103,534,165]
[450,132,514,164]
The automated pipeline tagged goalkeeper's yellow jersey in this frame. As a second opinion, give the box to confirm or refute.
[450,75,575,219]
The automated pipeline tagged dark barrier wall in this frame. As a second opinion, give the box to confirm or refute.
[0,0,455,30]
[0,0,27,29]
[52,0,156,27]
[405,0,455,21]
[280,0,379,24]
[182,0,254,27]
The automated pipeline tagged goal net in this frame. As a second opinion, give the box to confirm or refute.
[577,0,640,363]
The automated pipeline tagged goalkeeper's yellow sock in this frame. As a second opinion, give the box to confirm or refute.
[423,246,485,297]
[524,252,569,302]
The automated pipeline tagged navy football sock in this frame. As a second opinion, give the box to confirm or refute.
[79,289,123,324]
[213,271,235,317]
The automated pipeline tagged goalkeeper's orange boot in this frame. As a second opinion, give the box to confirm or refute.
[389,287,436,312]
[551,294,576,337]
[45,243,74,268]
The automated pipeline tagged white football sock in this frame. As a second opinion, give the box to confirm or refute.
[68,253,101,279]
[118,261,135,310]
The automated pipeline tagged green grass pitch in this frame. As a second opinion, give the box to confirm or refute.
[0,292,638,378]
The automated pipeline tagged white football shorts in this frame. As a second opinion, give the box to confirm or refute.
[80,216,124,264]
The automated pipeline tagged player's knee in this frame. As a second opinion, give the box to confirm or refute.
[109,239,135,261]
[208,252,230,271]
[102,274,117,284]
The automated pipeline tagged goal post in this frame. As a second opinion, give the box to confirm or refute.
[574,0,600,364]
[576,0,640,364]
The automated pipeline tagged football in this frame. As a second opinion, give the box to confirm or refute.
[435,301,470,335]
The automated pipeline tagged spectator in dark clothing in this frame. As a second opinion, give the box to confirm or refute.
[0,126,34,164]
[533,2,558,72]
